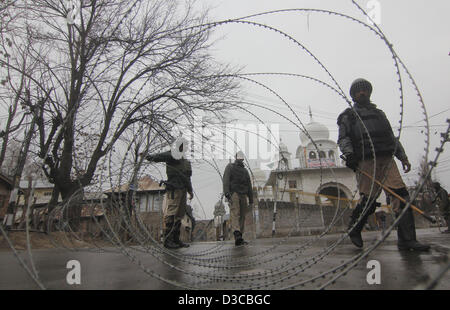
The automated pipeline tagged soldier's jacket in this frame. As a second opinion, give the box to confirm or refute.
[223,160,253,203]
[146,151,193,193]
[337,102,408,161]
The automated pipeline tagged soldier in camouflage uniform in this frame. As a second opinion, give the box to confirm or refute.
[223,151,254,246]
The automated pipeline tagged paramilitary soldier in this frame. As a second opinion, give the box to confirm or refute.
[223,151,254,246]
[142,139,193,249]
[432,182,450,233]
[337,78,430,251]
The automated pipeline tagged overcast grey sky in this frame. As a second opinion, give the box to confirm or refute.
[184,0,450,219]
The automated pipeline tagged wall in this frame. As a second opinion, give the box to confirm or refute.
[257,201,327,237]
[257,200,432,238]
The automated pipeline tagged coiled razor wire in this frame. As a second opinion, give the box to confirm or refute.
[1,1,448,290]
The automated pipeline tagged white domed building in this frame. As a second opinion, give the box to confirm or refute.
[265,114,358,205]
[297,120,340,169]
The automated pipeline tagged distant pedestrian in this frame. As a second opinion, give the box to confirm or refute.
[214,199,226,241]
[432,182,449,233]
[223,151,254,246]
[375,205,388,233]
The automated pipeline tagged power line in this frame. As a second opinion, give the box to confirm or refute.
[408,107,450,125]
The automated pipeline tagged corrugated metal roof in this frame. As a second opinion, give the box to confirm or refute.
[83,192,108,200]
[105,175,165,193]
[19,192,106,207]
[19,179,54,189]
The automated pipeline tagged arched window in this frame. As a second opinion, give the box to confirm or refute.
[328,150,335,159]
[319,151,326,159]
[309,151,316,159]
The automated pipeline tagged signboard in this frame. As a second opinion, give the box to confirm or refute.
[307,158,336,168]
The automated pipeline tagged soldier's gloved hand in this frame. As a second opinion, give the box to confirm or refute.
[344,153,358,171]
[188,191,194,200]
[401,159,411,173]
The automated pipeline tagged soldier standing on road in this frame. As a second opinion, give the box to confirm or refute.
[142,138,193,249]
[214,199,226,241]
[374,204,388,233]
[223,151,254,246]
[337,78,430,251]
[432,182,450,233]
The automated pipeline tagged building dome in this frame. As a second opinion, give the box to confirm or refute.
[300,121,330,145]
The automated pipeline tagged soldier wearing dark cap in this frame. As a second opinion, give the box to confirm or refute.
[142,138,193,249]
[337,78,430,251]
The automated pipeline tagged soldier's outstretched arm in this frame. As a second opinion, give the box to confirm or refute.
[144,150,174,163]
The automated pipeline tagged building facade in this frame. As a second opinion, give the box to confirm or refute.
[259,116,363,236]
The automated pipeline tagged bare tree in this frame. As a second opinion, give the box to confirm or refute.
[1,0,239,231]
[0,0,34,170]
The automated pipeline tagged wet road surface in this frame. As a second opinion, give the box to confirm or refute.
[0,228,448,290]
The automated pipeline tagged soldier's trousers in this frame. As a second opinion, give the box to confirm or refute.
[230,193,249,233]
[163,189,187,223]
[357,156,406,214]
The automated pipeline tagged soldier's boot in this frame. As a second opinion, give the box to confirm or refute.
[233,230,247,246]
[163,216,181,249]
[173,220,190,248]
[397,208,430,251]
[347,198,378,248]
[393,188,430,251]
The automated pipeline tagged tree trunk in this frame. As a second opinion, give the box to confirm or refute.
[44,186,60,233]
[60,184,84,233]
